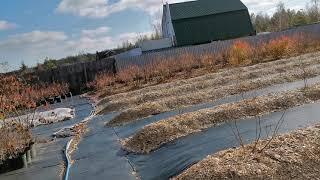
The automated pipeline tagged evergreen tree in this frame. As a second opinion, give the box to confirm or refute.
[20,61,28,72]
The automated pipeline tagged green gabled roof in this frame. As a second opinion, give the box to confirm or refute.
[169,0,248,20]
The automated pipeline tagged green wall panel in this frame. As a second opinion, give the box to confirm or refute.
[172,10,255,46]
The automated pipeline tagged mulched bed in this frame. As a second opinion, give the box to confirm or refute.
[122,84,320,153]
[174,125,320,180]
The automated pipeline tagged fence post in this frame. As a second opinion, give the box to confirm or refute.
[83,63,88,84]
[22,153,28,168]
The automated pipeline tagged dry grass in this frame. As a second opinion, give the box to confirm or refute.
[106,102,170,126]
[0,123,32,161]
[107,61,320,127]
[99,52,320,115]
[122,84,320,154]
[174,124,320,180]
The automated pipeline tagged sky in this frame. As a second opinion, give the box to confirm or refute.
[0,0,308,70]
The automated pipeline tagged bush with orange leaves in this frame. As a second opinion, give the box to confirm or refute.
[0,123,32,161]
[263,36,298,60]
[0,74,68,162]
[228,40,253,66]
[0,74,69,118]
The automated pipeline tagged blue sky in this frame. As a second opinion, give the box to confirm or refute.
[0,0,307,70]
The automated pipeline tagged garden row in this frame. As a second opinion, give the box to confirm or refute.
[100,52,320,110]
[122,83,320,153]
[174,124,320,179]
[106,53,320,126]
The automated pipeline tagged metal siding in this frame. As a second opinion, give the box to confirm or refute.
[173,10,255,46]
[169,0,248,20]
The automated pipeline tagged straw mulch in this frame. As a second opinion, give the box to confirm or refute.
[174,125,320,180]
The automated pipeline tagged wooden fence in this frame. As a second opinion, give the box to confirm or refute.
[29,58,115,94]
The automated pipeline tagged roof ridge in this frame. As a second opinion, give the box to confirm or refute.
[169,0,248,21]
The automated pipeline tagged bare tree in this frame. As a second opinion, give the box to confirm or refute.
[259,111,286,152]
[227,70,247,148]
[307,0,320,22]
[227,69,289,153]
[252,116,262,153]
[299,58,309,89]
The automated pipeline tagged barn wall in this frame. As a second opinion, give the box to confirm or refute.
[172,10,255,46]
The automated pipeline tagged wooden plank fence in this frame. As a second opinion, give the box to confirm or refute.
[29,58,115,94]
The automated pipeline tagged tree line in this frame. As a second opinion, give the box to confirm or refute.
[251,0,320,33]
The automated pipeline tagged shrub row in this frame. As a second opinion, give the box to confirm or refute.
[89,33,320,91]
[0,75,69,118]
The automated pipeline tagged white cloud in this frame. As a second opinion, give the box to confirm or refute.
[56,0,193,18]
[81,26,111,37]
[243,0,305,14]
[56,0,306,18]
[0,20,17,31]
[0,28,151,68]
[2,31,67,45]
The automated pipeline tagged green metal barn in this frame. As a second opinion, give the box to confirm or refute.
[162,0,256,46]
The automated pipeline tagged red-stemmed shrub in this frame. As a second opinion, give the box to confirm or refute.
[228,40,253,65]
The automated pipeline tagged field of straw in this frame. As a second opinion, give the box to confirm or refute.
[174,124,320,180]
[105,52,320,126]
[122,84,320,153]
